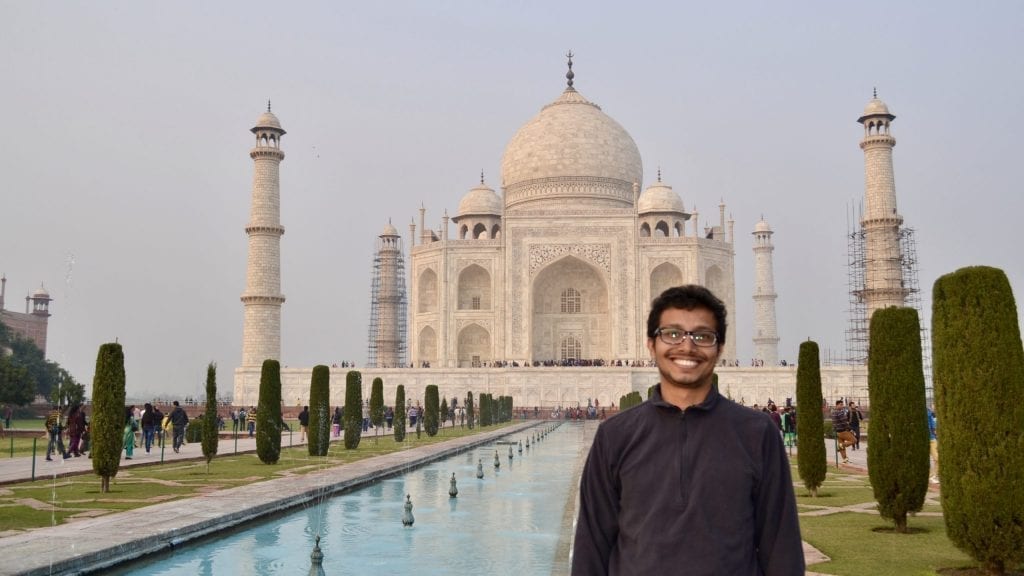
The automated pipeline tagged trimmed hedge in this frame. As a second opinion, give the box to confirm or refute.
[796,340,826,497]
[308,365,331,456]
[91,343,126,493]
[933,266,1024,573]
[370,377,384,429]
[867,307,929,532]
[201,362,219,468]
[466,391,475,429]
[424,385,439,436]
[394,385,406,442]
[343,371,363,449]
[256,359,282,464]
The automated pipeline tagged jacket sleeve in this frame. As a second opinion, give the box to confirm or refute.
[571,428,618,575]
[754,422,806,575]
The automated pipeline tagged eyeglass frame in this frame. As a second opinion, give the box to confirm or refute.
[653,327,720,348]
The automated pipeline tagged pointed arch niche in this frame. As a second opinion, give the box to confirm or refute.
[650,262,683,304]
[530,256,609,363]
[457,264,491,310]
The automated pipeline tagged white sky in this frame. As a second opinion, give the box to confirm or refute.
[2,1,1021,399]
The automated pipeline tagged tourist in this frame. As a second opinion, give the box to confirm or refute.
[572,285,804,575]
[298,406,309,443]
[66,404,85,457]
[169,401,189,453]
[928,407,939,484]
[123,405,136,460]
[44,404,68,461]
[831,399,856,463]
[849,401,864,450]
[141,402,158,453]
[246,406,256,437]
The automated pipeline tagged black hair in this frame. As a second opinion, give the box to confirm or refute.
[646,285,728,346]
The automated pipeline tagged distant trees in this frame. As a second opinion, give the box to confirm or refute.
[256,360,282,464]
[424,385,439,436]
[867,308,929,532]
[201,362,219,471]
[90,343,125,493]
[0,322,79,406]
[308,365,331,456]
[394,385,406,442]
[343,371,363,449]
[620,391,643,410]
[370,377,384,430]
[796,340,826,497]
[933,266,1024,574]
[479,393,492,426]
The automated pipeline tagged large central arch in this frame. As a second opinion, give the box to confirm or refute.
[530,255,609,363]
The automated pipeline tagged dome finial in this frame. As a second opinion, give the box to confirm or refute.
[480,169,485,185]
[565,50,575,88]
[873,87,877,99]
[657,166,662,182]
[267,99,272,112]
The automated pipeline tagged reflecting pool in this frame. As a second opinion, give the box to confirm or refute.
[110,423,589,575]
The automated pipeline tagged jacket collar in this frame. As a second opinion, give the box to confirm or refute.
[650,383,721,413]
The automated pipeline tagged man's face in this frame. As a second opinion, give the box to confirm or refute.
[647,306,722,392]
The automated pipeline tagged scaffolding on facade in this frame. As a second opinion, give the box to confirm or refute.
[367,233,408,368]
[844,206,932,389]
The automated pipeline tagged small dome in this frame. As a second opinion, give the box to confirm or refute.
[457,183,503,217]
[638,181,685,214]
[381,222,399,237]
[253,109,285,132]
[754,219,772,233]
[31,284,50,299]
[858,95,895,123]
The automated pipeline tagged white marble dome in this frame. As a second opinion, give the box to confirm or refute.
[254,110,284,131]
[754,219,772,233]
[861,97,893,119]
[501,87,642,209]
[457,182,502,216]
[638,181,685,214]
[31,284,50,299]
[381,222,399,237]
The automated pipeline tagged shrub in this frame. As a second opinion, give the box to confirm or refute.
[308,365,330,456]
[370,377,384,429]
[796,340,826,497]
[394,385,406,442]
[256,360,283,464]
[466,391,475,430]
[201,362,219,470]
[867,307,929,532]
[343,371,363,449]
[424,385,439,436]
[90,343,125,493]
[933,266,1024,574]
[440,397,449,427]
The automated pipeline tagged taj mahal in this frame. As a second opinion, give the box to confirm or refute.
[230,56,918,409]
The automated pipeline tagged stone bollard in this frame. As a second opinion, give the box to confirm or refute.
[449,472,458,498]
[402,494,415,527]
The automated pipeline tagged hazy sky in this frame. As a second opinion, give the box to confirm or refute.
[2,1,1021,400]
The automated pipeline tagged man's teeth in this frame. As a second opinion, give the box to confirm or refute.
[672,359,698,367]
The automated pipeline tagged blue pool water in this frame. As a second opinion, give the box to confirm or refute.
[110,423,589,575]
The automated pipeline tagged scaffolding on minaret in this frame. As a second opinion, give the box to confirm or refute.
[844,205,931,387]
[367,225,408,368]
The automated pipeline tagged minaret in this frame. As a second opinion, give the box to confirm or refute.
[857,90,906,325]
[241,103,286,367]
[368,222,407,368]
[752,218,779,365]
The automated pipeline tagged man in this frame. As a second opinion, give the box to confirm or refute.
[928,407,939,484]
[298,406,310,443]
[169,401,189,453]
[831,399,856,463]
[44,404,68,461]
[572,285,804,575]
[849,401,864,450]
[141,402,158,453]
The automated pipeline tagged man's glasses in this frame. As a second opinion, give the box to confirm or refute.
[654,328,718,347]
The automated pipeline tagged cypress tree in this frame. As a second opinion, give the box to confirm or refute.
[394,385,406,442]
[90,343,125,493]
[867,308,929,532]
[466,391,475,430]
[440,396,449,429]
[256,359,282,464]
[308,365,331,456]
[796,340,826,497]
[424,385,439,436]
[201,362,219,471]
[480,393,491,426]
[370,377,384,430]
[933,266,1024,574]
[343,370,363,449]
